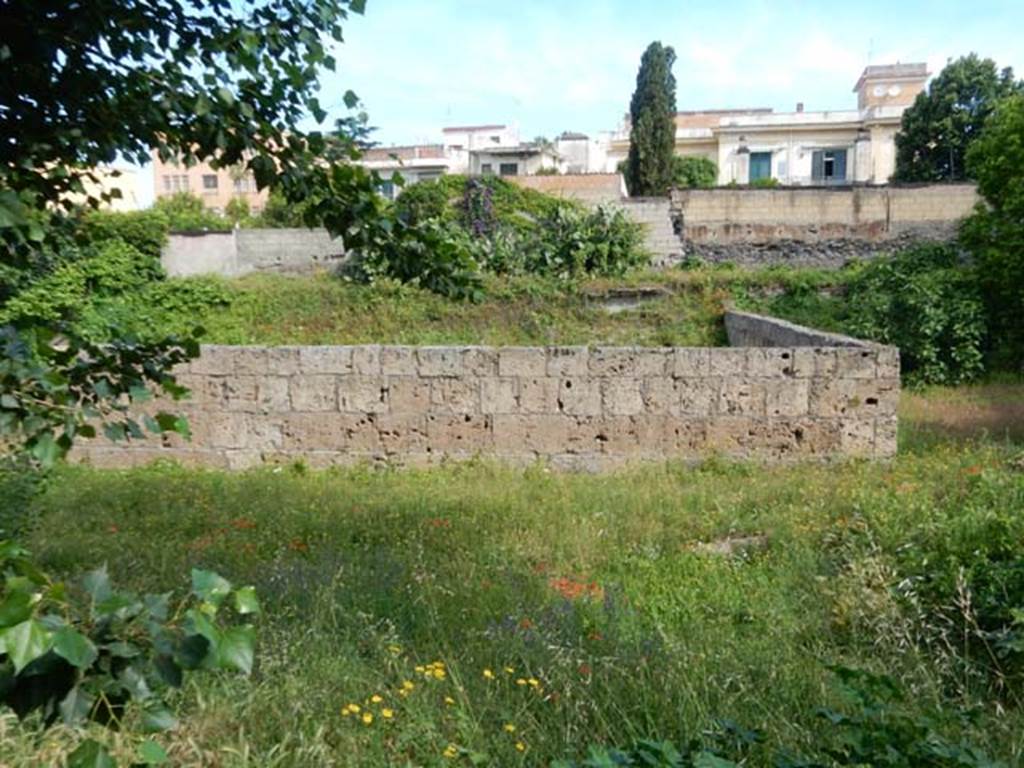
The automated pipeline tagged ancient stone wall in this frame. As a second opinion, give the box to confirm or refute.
[74,334,900,472]
[670,183,979,267]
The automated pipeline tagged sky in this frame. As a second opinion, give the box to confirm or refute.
[327,0,1024,146]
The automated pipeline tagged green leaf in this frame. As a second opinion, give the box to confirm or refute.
[0,588,34,629]
[142,705,179,733]
[138,739,169,764]
[67,739,116,768]
[233,586,261,615]
[0,619,53,673]
[30,432,61,467]
[175,633,210,669]
[82,565,112,604]
[59,685,96,726]
[53,627,98,669]
[0,394,18,409]
[191,568,232,607]
[217,625,255,675]
[343,89,359,109]
[693,753,740,768]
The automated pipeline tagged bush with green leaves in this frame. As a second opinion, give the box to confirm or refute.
[75,209,170,260]
[524,203,648,279]
[672,156,717,189]
[152,193,231,233]
[252,190,311,229]
[0,541,259,766]
[844,245,986,386]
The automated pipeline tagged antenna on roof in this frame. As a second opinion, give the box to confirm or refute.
[867,37,875,64]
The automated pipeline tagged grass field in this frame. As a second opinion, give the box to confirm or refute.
[2,382,1022,766]
[139,266,846,348]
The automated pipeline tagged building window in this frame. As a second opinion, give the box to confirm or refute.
[202,174,219,191]
[481,163,493,175]
[162,174,189,193]
[749,152,772,182]
[233,175,256,193]
[418,172,442,181]
[490,135,501,144]
[499,163,518,177]
[812,148,847,183]
[378,180,395,199]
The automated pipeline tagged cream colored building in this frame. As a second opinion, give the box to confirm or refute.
[150,152,269,213]
[607,62,929,185]
[64,165,142,212]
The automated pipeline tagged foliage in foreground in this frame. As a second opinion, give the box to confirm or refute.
[0,542,258,766]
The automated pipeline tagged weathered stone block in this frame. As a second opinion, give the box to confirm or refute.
[231,347,269,375]
[352,345,382,375]
[498,348,546,377]
[836,348,877,379]
[709,348,747,376]
[875,347,900,379]
[677,378,718,416]
[191,347,233,376]
[299,347,353,375]
[462,347,499,377]
[747,348,795,377]
[339,375,389,414]
[266,347,302,376]
[809,378,899,418]
[558,378,602,417]
[480,378,519,414]
[426,413,493,451]
[380,346,418,376]
[519,378,561,414]
[718,379,766,416]
[388,377,431,413]
[430,378,480,414]
[839,418,875,457]
[493,414,571,454]
[641,378,678,414]
[602,378,644,416]
[589,348,637,377]
[547,347,589,377]
[791,347,838,377]
[635,349,671,377]
[764,379,809,417]
[290,375,338,412]
[418,347,463,377]
[376,414,429,453]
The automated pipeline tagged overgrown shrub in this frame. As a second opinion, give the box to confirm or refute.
[252,190,311,229]
[152,192,231,232]
[672,156,717,188]
[76,209,169,259]
[524,203,648,278]
[844,245,986,386]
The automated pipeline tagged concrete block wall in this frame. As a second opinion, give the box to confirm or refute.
[162,228,345,278]
[74,333,900,472]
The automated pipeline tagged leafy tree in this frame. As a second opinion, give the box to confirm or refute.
[961,94,1024,368]
[626,42,677,197]
[672,156,717,188]
[225,197,252,227]
[253,191,309,229]
[893,54,1021,182]
[0,0,377,464]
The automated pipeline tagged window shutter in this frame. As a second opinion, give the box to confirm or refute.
[812,151,824,182]
[834,150,847,181]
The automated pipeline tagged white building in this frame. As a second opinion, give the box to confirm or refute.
[606,62,930,185]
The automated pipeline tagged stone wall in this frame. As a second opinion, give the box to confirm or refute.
[74,334,900,472]
[162,228,345,278]
[670,183,979,267]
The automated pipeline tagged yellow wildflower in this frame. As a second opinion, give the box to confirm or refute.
[370,694,383,704]
[402,680,415,691]
[504,666,515,674]
[515,678,527,686]
[361,713,373,725]
[433,668,446,680]
[415,665,425,673]
[388,644,402,655]
[483,668,495,680]
[503,723,516,733]
[381,708,394,719]
[516,742,526,752]
[443,744,459,759]
[444,696,456,706]
[528,678,540,688]
[346,703,361,714]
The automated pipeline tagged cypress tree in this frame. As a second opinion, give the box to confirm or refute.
[626,42,677,196]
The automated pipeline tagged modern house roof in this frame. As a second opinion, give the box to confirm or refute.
[361,144,446,161]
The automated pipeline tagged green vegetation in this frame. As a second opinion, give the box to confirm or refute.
[893,54,1022,183]
[0,386,1020,766]
[671,156,718,189]
[626,42,678,197]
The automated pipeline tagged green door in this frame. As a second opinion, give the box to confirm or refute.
[749,152,772,182]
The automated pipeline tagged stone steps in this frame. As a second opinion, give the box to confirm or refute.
[618,198,684,265]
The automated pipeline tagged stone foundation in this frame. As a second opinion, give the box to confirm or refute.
[74,315,899,471]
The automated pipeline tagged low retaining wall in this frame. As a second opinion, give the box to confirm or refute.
[74,322,899,471]
[671,184,978,267]
[162,228,345,278]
